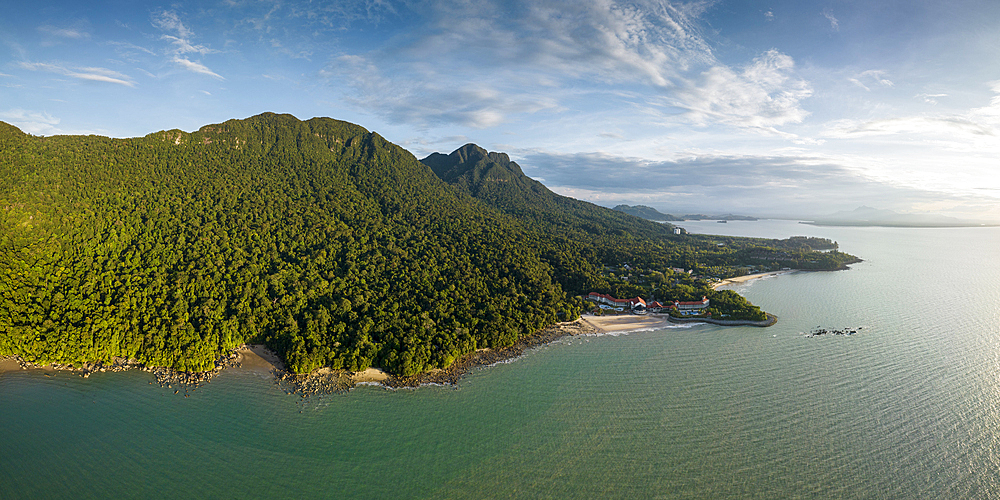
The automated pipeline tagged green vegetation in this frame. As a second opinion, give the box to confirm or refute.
[1,115,859,376]
[422,144,858,322]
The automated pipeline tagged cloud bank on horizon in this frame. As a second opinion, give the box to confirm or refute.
[3,0,1000,219]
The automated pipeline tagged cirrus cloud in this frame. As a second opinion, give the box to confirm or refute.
[328,0,812,139]
[152,10,224,79]
[17,61,136,87]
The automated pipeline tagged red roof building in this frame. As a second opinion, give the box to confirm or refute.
[587,292,647,309]
[673,296,710,310]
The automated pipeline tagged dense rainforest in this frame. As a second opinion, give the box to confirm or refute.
[1,113,859,376]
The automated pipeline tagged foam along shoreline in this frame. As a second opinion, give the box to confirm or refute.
[712,269,797,289]
[581,314,673,334]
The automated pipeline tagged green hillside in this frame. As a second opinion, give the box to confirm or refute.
[421,144,859,302]
[423,144,682,240]
[1,115,859,376]
[1,114,575,375]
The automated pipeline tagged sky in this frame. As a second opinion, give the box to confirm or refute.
[3,0,1000,219]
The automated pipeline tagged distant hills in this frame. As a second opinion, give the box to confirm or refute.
[422,146,681,241]
[803,206,998,228]
[613,204,757,222]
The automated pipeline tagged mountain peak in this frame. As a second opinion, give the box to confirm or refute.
[421,143,526,187]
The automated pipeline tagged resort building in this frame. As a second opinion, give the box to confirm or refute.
[587,293,709,314]
[673,297,709,310]
[587,292,647,310]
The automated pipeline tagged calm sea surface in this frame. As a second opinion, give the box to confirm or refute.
[4,220,1000,499]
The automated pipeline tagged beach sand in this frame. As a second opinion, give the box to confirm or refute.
[352,368,389,383]
[235,344,286,372]
[0,358,23,374]
[713,269,797,289]
[581,314,671,333]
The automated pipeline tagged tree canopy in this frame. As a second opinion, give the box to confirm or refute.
[1,114,859,375]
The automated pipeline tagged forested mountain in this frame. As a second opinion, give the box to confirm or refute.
[421,144,857,301]
[1,115,858,377]
[611,205,683,221]
[422,144,679,240]
[1,114,575,376]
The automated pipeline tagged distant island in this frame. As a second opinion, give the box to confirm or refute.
[0,113,859,386]
[613,204,758,221]
[802,206,999,228]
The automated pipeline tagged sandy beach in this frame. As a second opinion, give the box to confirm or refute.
[352,368,389,383]
[0,357,23,374]
[581,314,672,333]
[235,344,286,372]
[712,269,797,289]
[0,317,654,388]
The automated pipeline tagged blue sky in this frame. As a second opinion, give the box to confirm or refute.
[4,0,1000,219]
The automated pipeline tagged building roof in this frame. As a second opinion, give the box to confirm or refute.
[674,296,709,306]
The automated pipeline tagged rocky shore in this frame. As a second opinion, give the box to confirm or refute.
[1,319,601,397]
[1,348,247,395]
[667,313,778,327]
[271,319,602,397]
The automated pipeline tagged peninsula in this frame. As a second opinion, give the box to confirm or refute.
[0,113,860,385]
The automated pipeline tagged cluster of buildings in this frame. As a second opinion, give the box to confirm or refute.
[586,292,709,314]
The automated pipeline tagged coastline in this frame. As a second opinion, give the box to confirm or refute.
[0,357,24,374]
[580,314,673,333]
[1,316,675,393]
[270,318,603,394]
[712,269,798,289]
[667,313,777,327]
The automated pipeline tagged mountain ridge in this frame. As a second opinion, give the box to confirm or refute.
[1,114,858,378]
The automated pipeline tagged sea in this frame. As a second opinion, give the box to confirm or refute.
[3,219,1000,499]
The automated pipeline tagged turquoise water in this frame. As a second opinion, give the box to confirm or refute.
[4,220,1000,499]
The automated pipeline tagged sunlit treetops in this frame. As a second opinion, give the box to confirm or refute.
[0,113,858,375]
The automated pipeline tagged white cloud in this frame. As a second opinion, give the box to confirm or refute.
[822,9,839,31]
[0,109,61,135]
[327,0,814,139]
[826,82,1000,143]
[152,10,224,78]
[17,62,136,87]
[514,148,987,217]
[916,93,948,105]
[825,116,993,138]
[172,57,225,79]
[38,25,90,40]
[673,50,812,133]
[765,10,774,21]
[849,70,893,91]
[152,11,194,44]
[106,41,157,56]
[413,0,713,89]
[332,54,556,128]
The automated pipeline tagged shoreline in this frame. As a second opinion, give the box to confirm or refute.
[269,318,602,394]
[667,313,777,327]
[579,314,673,334]
[0,310,773,391]
[1,319,603,394]
[712,269,798,289]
